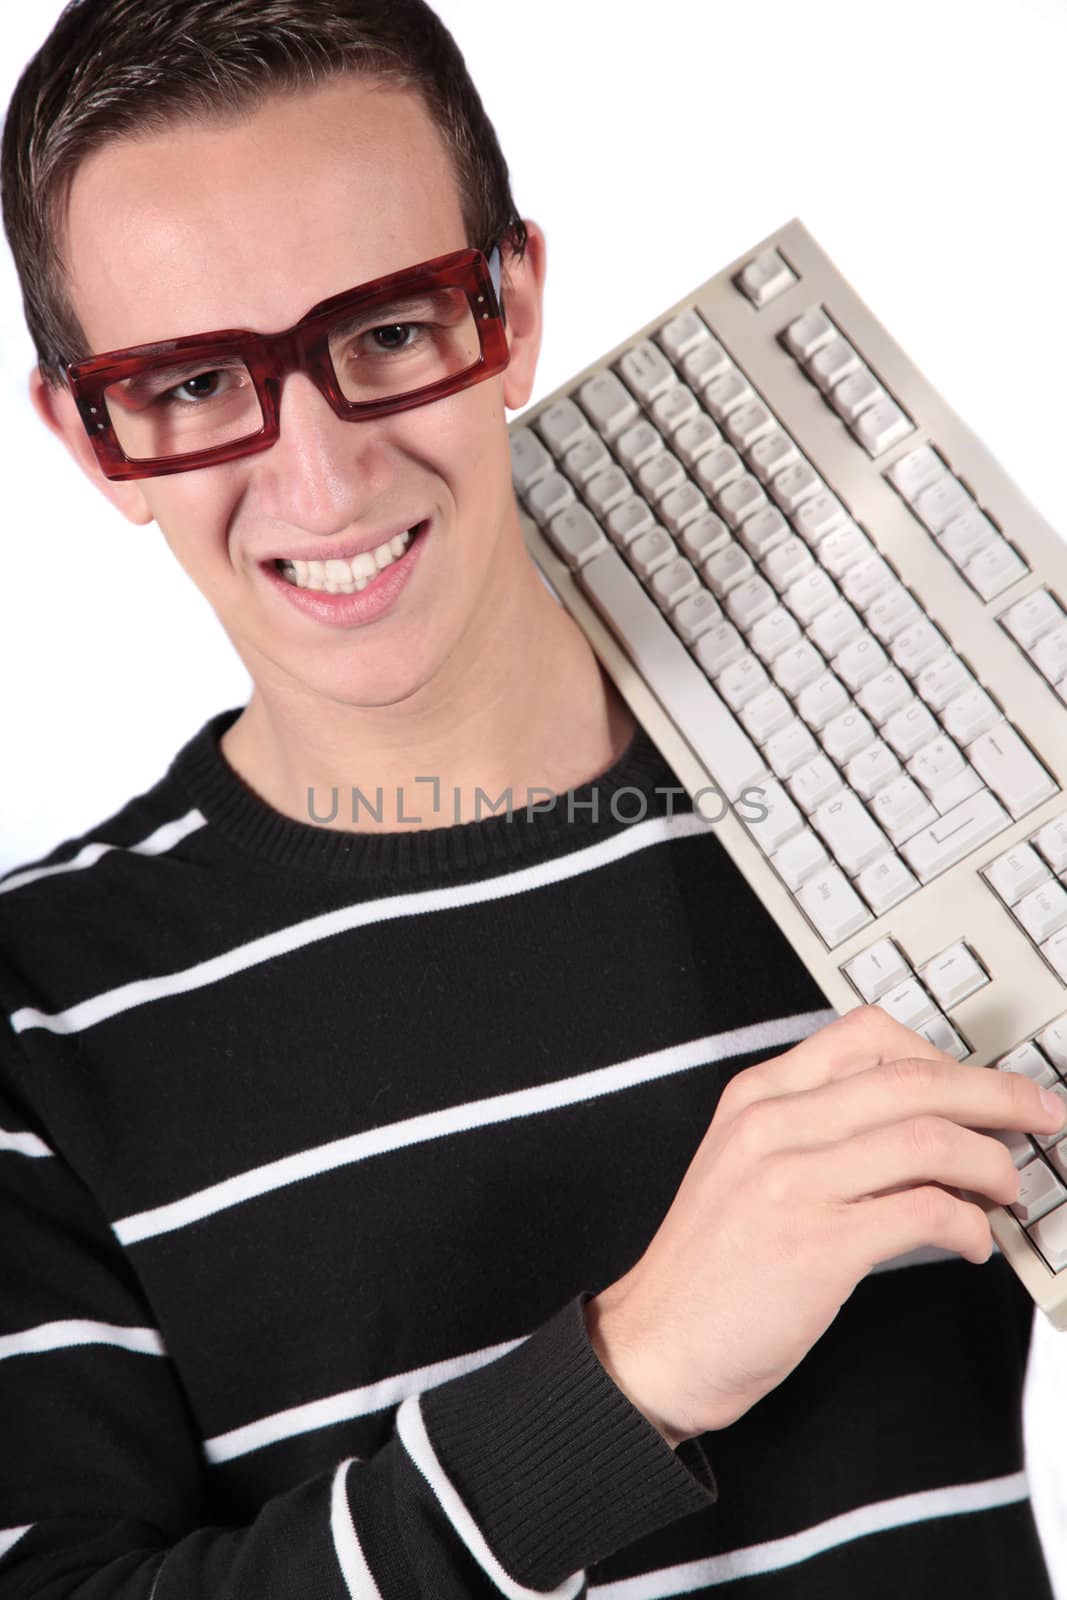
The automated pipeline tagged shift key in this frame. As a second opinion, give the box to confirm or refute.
[901,789,1009,882]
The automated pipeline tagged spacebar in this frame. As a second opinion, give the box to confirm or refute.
[577,547,769,802]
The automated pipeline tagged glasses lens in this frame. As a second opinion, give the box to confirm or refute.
[328,285,481,404]
[102,356,264,462]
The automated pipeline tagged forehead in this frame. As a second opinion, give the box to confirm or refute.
[63,76,468,354]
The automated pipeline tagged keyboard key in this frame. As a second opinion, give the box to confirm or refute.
[1001,588,1065,650]
[659,482,710,535]
[808,601,864,657]
[749,606,802,662]
[741,778,805,852]
[821,706,876,764]
[1033,1083,1067,1149]
[615,420,665,473]
[818,522,874,578]
[914,1014,969,1060]
[694,620,747,677]
[784,309,836,360]
[579,369,640,438]
[671,589,722,645]
[749,429,801,483]
[510,427,554,491]
[843,938,911,1002]
[797,673,850,730]
[536,398,590,455]
[1011,1159,1066,1225]
[705,544,755,597]
[639,452,687,502]
[705,370,755,421]
[841,555,897,610]
[891,620,948,677]
[870,776,937,843]
[617,340,676,405]
[674,413,722,465]
[812,790,891,874]
[847,739,900,800]
[789,755,844,813]
[763,536,815,592]
[651,385,700,434]
[584,466,633,517]
[741,688,794,744]
[877,976,936,1030]
[1035,816,1067,872]
[965,537,1029,601]
[938,507,999,567]
[786,569,838,625]
[915,652,973,712]
[772,827,830,889]
[853,399,913,457]
[856,667,913,726]
[966,724,1057,818]
[887,445,947,502]
[766,718,820,778]
[984,844,1050,905]
[1037,1016,1067,1074]
[726,576,777,631]
[695,444,745,496]
[738,249,797,308]
[659,308,712,364]
[650,557,700,612]
[526,470,576,524]
[1032,623,1067,685]
[914,476,972,534]
[865,586,923,643]
[725,401,776,451]
[770,462,824,514]
[682,337,732,388]
[629,527,675,578]
[995,1128,1038,1170]
[830,369,885,423]
[883,700,940,759]
[1029,1205,1067,1271]
[900,789,1010,882]
[1015,880,1067,945]
[578,549,768,802]
[1041,927,1067,983]
[606,498,655,548]
[855,852,919,914]
[737,506,790,560]
[563,436,612,485]
[718,474,768,528]
[793,491,850,546]
[835,635,889,692]
[797,865,873,946]
[544,505,607,568]
[917,943,988,1010]
[907,735,966,798]
[678,512,730,563]
[942,686,1002,744]
[772,639,826,697]
[718,653,770,711]
[809,337,862,391]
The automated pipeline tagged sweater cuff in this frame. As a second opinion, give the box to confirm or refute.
[419,1292,716,1591]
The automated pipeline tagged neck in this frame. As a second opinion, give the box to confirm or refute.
[220,545,637,834]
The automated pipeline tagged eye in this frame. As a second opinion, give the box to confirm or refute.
[166,370,229,404]
[368,324,418,352]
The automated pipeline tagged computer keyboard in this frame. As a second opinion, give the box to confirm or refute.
[509,218,1067,1327]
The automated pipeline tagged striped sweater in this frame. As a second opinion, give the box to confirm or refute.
[0,705,1054,1598]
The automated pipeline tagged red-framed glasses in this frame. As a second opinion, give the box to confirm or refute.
[66,247,509,482]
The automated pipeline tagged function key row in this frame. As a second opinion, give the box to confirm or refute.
[887,444,1028,603]
[783,308,914,459]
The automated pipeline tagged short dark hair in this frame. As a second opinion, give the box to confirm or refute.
[1,0,526,390]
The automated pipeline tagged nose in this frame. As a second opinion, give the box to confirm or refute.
[253,369,394,533]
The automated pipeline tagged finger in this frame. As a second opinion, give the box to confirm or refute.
[796,1117,1020,1210]
[843,1183,994,1269]
[738,1053,1064,1156]
[722,1004,957,1115]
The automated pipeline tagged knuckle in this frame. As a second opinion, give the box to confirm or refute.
[889,1054,938,1095]
[730,1099,774,1157]
[905,1114,951,1163]
[908,1183,955,1230]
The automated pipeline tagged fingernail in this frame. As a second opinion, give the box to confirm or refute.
[1040,1087,1066,1123]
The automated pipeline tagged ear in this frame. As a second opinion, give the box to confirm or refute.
[29,367,155,526]
[499,219,546,413]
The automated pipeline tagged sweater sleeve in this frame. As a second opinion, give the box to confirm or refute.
[0,1041,713,1599]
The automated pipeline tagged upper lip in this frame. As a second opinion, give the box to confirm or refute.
[263,519,425,565]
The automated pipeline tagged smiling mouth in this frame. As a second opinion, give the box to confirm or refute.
[272,521,427,592]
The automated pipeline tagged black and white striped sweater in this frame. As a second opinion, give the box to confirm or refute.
[0,706,1053,1598]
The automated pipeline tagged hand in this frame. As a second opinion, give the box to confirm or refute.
[585,1004,1066,1446]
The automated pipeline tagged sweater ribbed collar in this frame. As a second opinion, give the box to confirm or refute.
[169,705,681,878]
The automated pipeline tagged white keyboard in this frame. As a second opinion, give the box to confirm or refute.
[511,219,1067,1327]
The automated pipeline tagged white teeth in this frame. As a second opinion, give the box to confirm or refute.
[277,528,415,590]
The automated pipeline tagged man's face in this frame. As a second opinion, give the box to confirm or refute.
[47,77,543,712]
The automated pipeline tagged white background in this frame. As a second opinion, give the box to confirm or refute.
[3,0,1067,1585]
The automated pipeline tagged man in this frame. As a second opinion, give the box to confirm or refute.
[0,2,1060,1595]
